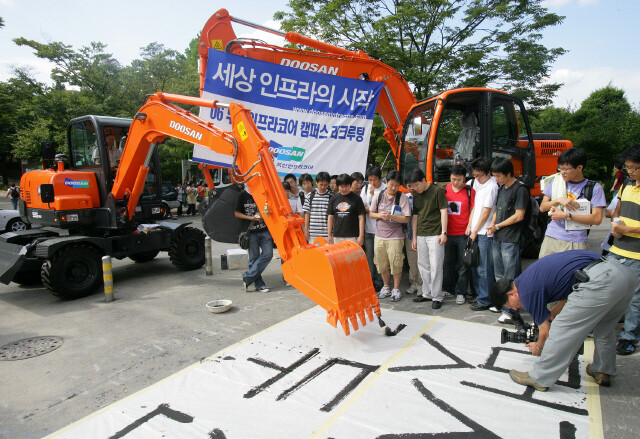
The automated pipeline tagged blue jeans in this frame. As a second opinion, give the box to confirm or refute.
[472,235,494,306]
[10,198,18,210]
[364,232,382,286]
[610,253,640,343]
[243,229,273,289]
[493,240,521,317]
[443,234,470,296]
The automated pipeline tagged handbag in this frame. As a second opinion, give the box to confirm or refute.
[238,230,250,250]
[462,238,480,267]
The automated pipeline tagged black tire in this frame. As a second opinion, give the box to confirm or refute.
[129,250,160,263]
[41,244,103,299]
[5,217,30,233]
[169,226,205,271]
[162,202,172,219]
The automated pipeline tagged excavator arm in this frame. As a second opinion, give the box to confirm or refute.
[113,92,381,335]
[198,9,417,161]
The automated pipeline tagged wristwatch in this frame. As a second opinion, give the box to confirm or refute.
[495,224,501,230]
[441,231,447,235]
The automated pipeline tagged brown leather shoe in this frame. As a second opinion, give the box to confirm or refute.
[586,364,611,387]
[509,369,548,392]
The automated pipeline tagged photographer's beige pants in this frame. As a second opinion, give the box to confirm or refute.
[530,257,636,387]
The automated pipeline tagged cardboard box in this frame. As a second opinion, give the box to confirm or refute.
[226,249,248,270]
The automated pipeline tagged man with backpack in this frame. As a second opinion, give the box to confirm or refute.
[6,183,20,210]
[369,170,411,302]
[539,148,606,258]
[443,165,475,305]
[487,158,529,324]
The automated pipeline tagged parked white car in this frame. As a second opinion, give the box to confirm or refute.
[0,209,31,232]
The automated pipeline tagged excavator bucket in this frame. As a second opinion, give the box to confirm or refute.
[0,240,27,284]
[282,239,381,335]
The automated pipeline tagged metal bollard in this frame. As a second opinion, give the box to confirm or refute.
[205,237,213,276]
[102,256,114,302]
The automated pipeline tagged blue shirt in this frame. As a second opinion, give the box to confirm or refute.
[514,250,600,325]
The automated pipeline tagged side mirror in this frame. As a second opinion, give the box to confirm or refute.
[40,184,55,203]
[41,141,56,160]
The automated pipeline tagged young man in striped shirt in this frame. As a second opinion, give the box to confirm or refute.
[610,144,640,356]
[303,171,333,243]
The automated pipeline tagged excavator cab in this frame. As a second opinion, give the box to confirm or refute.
[400,89,536,188]
[19,116,167,230]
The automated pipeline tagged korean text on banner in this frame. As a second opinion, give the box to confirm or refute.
[193,50,384,177]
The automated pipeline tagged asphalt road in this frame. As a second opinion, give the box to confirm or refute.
[0,203,638,438]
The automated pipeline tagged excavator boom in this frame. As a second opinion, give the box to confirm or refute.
[199,9,417,160]
[115,92,380,335]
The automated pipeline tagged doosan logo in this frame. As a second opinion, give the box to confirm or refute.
[269,140,305,163]
[169,120,203,141]
[64,178,89,189]
[280,58,339,75]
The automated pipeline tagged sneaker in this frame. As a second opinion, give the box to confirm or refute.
[489,306,500,313]
[432,301,442,310]
[498,313,513,324]
[456,294,466,305]
[509,370,548,392]
[256,286,271,293]
[616,339,636,356]
[378,285,391,299]
[586,364,611,387]
[242,280,249,292]
[470,303,490,311]
[443,291,453,298]
[413,295,432,303]
[284,281,292,287]
[405,284,419,295]
[390,289,402,302]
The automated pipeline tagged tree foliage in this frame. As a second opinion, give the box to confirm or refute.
[275,0,565,106]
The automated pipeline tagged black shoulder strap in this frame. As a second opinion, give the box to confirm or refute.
[465,185,472,207]
[309,190,315,207]
[376,190,384,211]
[394,191,401,206]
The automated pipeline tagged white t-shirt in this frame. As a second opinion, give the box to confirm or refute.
[467,176,499,235]
[360,182,387,234]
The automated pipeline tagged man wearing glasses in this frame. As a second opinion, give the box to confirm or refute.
[538,148,606,258]
[611,144,640,356]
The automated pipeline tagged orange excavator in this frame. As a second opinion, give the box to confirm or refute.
[0,92,384,335]
[197,9,573,256]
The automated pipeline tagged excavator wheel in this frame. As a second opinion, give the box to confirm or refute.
[129,250,160,263]
[169,226,205,271]
[41,243,103,300]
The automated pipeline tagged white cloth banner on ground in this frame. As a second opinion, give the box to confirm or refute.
[48,308,597,438]
[193,49,383,177]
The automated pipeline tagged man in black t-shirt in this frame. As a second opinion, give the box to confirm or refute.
[486,158,529,324]
[327,174,366,245]
[234,188,273,293]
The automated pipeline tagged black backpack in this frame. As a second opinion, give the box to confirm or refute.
[498,180,537,237]
[9,187,19,199]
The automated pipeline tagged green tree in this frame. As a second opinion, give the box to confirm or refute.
[563,86,640,182]
[275,0,565,106]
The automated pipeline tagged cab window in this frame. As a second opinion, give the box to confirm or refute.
[69,121,98,168]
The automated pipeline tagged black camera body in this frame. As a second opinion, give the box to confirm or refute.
[501,323,539,344]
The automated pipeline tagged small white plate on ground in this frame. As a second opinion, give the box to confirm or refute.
[206,299,232,313]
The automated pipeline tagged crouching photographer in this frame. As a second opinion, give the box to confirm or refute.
[489,250,636,391]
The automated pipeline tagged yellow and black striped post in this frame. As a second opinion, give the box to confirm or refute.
[102,256,114,302]
[205,237,213,276]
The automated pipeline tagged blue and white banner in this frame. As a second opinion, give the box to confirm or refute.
[193,50,383,177]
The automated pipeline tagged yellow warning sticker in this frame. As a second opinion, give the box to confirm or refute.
[211,39,224,51]
[237,121,248,141]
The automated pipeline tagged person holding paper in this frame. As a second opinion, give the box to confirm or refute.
[369,170,411,302]
[539,148,606,258]
[443,164,475,305]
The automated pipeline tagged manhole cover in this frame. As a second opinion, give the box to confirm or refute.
[0,336,64,361]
